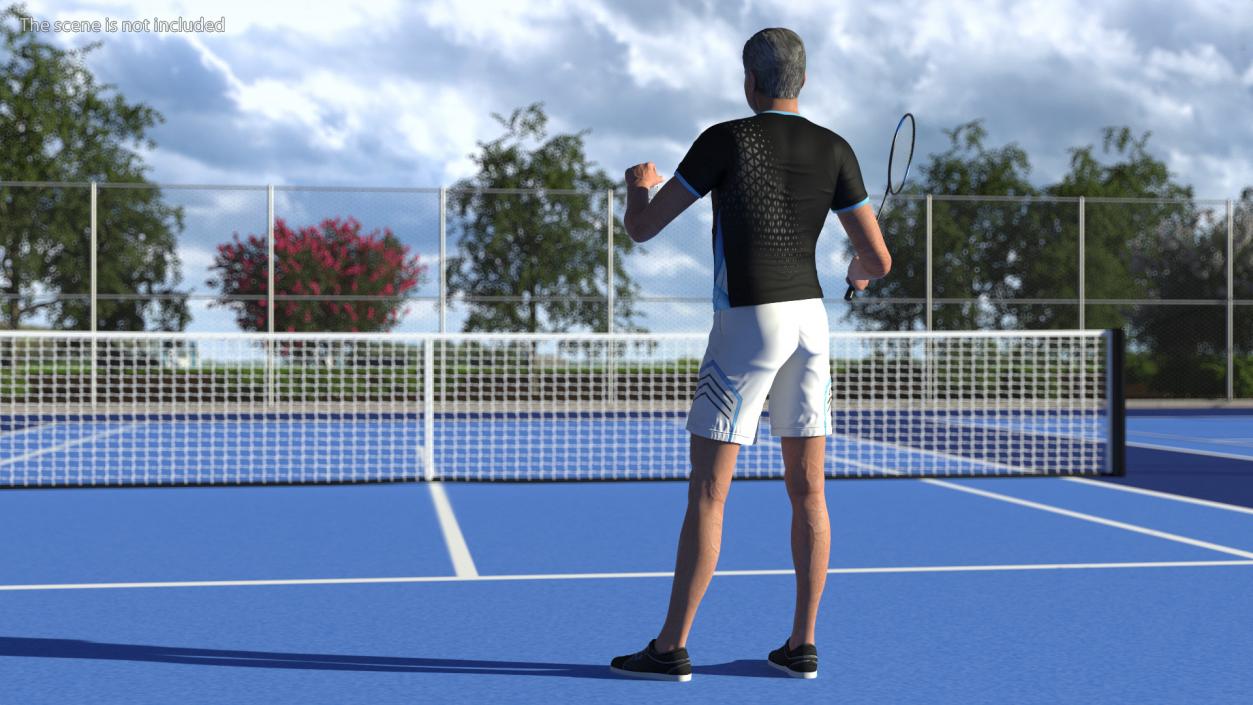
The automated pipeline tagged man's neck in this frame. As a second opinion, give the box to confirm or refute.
[753,96,800,114]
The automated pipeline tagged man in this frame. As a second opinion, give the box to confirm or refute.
[610,27,892,681]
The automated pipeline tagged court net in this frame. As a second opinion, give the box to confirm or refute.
[0,330,1123,487]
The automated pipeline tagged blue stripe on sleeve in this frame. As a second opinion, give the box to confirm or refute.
[674,171,702,198]
[832,196,870,214]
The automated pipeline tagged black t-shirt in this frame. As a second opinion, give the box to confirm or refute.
[675,111,868,309]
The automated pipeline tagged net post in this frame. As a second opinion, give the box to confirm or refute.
[1078,196,1085,330]
[423,337,436,481]
[1227,199,1234,402]
[925,194,933,331]
[1105,328,1126,476]
[89,181,98,408]
[439,187,447,334]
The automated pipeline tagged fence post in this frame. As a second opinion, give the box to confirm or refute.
[925,194,933,331]
[1078,196,1085,330]
[607,188,615,334]
[439,187,447,333]
[1228,199,1235,401]
[90,181,98,408]
[606,188,616,407]
[267,185,275,334]
[266,184,275,407]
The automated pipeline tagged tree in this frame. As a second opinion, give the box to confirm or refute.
[1110,186,1252,397]
[847,123,1201,331]
[0,4,187,330]
[849,121,1246,397]
[1047,127,1196,324]
[207,216,427,333]
[1046,128,1214,396]
[446,103,641,332]
[1235,189,1253,397]
[846,121,1038,330]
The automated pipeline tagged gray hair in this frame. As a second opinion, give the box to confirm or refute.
[742,28,806,99]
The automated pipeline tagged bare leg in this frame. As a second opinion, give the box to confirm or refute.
[654,434,740,652]
[781,435,829,649]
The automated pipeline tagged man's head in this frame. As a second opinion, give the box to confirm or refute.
[742,28,806,107]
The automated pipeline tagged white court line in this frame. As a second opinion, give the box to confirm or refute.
[1130,430,1253,449]
[935,418,1102,442]
[803,430,1253,542]
[428,482,478,578]
[747,427,1253,561]
[0,423,136,468]
[0,420,61,440]
[1,560,1249,592]
[856,417,1253,519]
[1128,440,1253,463]
[1063,476,1253,517]
[767,428,1253,521]
[822,429,1050,476]
[924,479,1253,559]
[805,422,1253,519]
[705,433,1253,560]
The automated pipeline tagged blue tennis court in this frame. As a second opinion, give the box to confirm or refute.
[2,411,1251,704]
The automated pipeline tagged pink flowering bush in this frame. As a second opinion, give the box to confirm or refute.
[208,217,426,333]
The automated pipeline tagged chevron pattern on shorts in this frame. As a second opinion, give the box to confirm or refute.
[693,360,743,433]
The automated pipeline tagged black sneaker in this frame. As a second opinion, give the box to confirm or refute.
[767,638,818,679]
[609,639,693,682]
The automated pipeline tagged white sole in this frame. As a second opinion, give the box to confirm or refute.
[609,665,692,682]
[768,658,818,679]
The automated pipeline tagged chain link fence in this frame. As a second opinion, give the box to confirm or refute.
[0,182,1249,399]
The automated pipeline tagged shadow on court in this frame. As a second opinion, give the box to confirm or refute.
[1101,446,1253,509]
[0,637,787,680]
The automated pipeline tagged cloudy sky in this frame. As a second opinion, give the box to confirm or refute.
[16,0,1253,331]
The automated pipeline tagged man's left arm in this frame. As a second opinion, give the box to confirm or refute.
[623,162,697,243]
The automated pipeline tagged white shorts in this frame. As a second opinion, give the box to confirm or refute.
[686,298,831,445]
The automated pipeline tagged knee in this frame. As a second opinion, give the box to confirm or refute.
[786,478,825,508]
[689,477,730,507]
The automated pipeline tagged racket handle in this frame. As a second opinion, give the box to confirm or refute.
[844,279,856,301]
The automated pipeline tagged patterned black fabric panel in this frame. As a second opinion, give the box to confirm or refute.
[676,112,868,307]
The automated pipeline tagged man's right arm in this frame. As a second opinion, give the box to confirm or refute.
[623,125,727,243]
[829,135,889,288]
[623,168,697,243]
[837,203,892,287]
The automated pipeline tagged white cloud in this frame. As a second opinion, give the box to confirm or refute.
[418,0,743,97]
[1169,149,1253,203]
[45,0,1253,197]
[176,243,217,274]
[165,35,487,186]
[1147,44,1236,84]
[588,4,742,94]
[419,0,576,56]
[29,0,404,39]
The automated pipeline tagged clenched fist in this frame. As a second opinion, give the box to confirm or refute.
[624,162,663,191]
